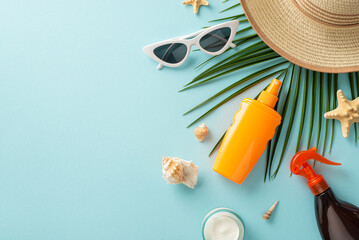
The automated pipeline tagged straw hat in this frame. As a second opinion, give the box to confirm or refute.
[241,0,359,73]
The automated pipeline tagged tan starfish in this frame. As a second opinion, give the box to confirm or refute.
[183,0,209,14]
[324,89,359,138]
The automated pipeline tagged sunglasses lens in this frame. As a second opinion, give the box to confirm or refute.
[200,27,231,53]
[153,43,187,64]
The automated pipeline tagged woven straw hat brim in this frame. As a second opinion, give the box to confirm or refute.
[241,0,359,73]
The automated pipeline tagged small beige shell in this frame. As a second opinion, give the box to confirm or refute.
[194,123,208,142]
[262,200,279,220]
[162,157,183,184]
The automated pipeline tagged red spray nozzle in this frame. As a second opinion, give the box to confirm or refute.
[290,147,341,195]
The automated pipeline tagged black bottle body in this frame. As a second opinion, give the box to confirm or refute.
[315,188,359,240]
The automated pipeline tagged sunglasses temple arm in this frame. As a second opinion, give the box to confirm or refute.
[230,43,236,48]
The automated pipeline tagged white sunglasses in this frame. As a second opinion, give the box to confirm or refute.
[143,20,239,70]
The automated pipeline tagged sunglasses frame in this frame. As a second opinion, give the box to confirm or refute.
[143,20,239,69]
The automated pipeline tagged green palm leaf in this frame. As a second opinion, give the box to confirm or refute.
[307,71,316,149]
[219,3,241,13]
[316,73,323,149]
[209,130,227,157]
[295,69,308,153]
[348,73,358,145]
[322,74,331,155]
[183,61,287,115]
[329,74,338,153]
[186,47,278,88]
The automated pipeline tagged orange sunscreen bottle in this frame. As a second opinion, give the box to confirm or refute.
[213,79,282,184]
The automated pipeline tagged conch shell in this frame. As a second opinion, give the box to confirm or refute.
[262,200,279,220]
[162,157,199,189]
[194,123,208,142]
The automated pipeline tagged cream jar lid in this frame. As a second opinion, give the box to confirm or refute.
[202,208,245,240]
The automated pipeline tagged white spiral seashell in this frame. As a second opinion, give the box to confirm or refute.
[162,157,199,188]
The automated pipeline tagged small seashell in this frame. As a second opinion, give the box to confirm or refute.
[194,123,208,142]
[262,200,279,220]
[162,157,199,188]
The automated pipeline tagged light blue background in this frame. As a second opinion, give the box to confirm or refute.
[0,1,358,239]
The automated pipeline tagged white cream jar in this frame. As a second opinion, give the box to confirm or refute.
[202,208,245,240]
